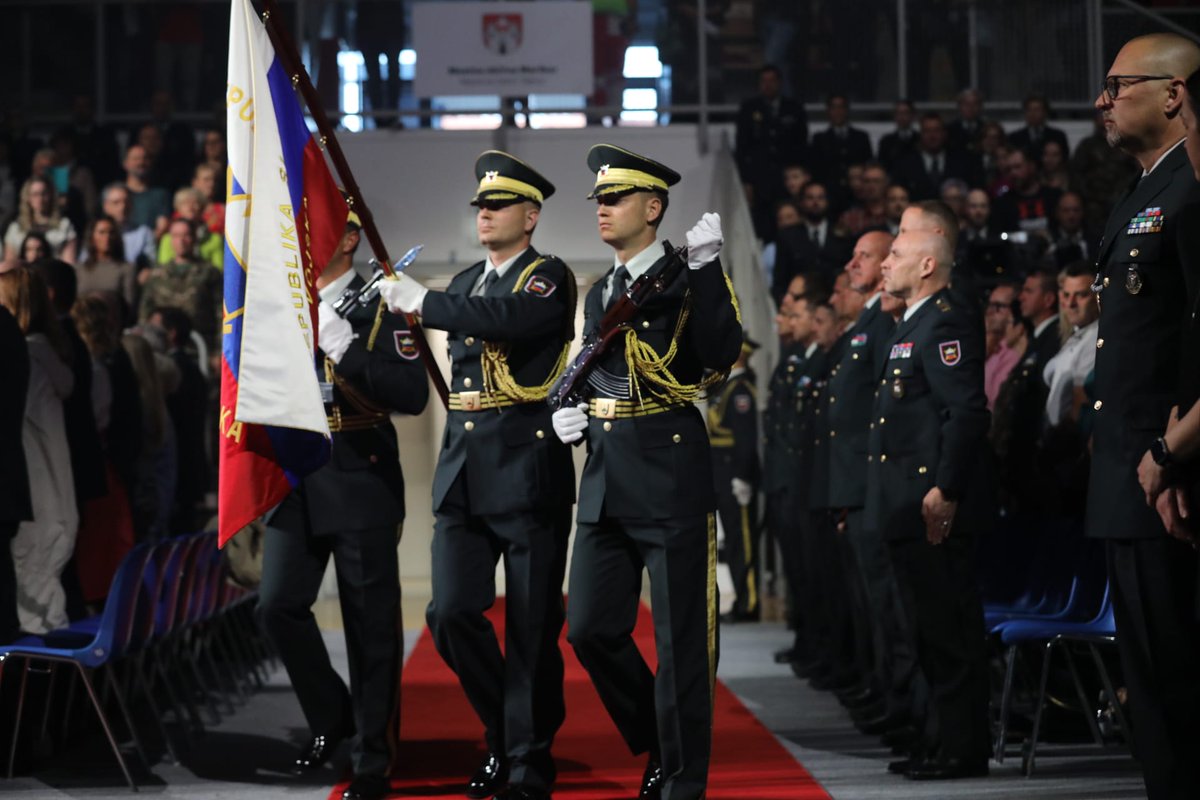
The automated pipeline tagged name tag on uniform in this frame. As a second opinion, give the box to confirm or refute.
[1126,207,1163,235]
[890,342,913,360]
[319,381,334,404]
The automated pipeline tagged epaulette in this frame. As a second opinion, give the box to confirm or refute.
[936,297,951,312]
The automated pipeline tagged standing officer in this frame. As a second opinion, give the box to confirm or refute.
[380,152,576,800]
[708,336,761,622]
[551,144,742,800]
[257,212,429,800]
[1088,34,1200,800]
[867,230,991,780]
[827,231,920,735]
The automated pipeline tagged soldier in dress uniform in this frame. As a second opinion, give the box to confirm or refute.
[826,231,920,736]
[867,229,991,780]
[1087,34,1200,800]
[709,336,762,622]
[257,211,429,800]
[379,152,577,800]
[551,144,742,800]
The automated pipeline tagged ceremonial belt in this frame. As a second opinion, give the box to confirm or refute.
[588,396,688,420]
[449,390,518,412]
[327,407,390,433]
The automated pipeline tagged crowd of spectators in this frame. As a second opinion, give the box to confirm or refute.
[0,90,222,641]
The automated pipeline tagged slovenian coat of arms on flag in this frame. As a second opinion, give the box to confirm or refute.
[218,0,349,546]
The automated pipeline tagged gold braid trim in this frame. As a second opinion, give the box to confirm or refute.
[366,298,387,351]
[623,290,726,406]
[722,268,743,324]
[480,257,575,403]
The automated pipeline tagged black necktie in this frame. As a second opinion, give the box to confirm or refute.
[477,269,499,296]
[608,265,629,310]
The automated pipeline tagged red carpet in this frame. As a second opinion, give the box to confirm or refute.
[330,602,830,799]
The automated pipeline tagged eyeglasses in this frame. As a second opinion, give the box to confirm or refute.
[1101,75,1173,102]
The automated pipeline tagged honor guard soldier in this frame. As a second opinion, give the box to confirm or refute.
[257,211,429,800]
[551,144,742,800]
[867,230,991,780]
[1088,34,1200,800]
[708,336,761,622]
[380,151,576,800]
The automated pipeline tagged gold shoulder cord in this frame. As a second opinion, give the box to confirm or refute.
[480,257,577,403]
[365,298,387,351]
[623,270,742,406]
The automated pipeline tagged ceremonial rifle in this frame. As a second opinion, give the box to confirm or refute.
[547,240,687,410]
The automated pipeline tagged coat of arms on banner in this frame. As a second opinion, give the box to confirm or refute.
[482,13,522,55]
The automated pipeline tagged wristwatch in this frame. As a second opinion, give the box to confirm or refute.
[1149,436,1173,467]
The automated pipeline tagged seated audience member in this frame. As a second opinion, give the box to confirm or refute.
[1019,268,1061,386]
[100,182,156,272]
[1043,192,1093,268]
[77,215,137,315]
[48,129,99,228]
[984,282,1022,407]
[781,163,811,205]
[992,147,1063,240]
[883,184,908,236]
[198,127,228,180]
[192,163,225,234]
[0,267,77,635]
[878,99,919,170]
[1043,262,1099,428]
[978,121,1009,185]
[3,177,78,265]
[158,187,223,268]
[947,88,987,153]
[810,94,873,205]
[122,144,171,236]
[1039,139,1070,192]
[939,178,969,226]
[139,218,223,347]
[1008,93,1069,161]
[891,112,983,201]
[958,189,1011,283]
[836,162,890,237]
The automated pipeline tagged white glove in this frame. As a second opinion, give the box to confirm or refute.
[378,273,429,315]
[552,402,589,444]
[732,477,753,507]
[686,212,723,269]
[317,301,356,363]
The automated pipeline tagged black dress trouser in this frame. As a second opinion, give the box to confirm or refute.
[257,520,401,778]
[425,476,571,792]
[567,512,717,800]
[1106,536,1200,800]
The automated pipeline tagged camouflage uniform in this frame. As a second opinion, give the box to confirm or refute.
[139,258,224,347]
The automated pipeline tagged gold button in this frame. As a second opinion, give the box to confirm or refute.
[536,430,545,439]
[642,320,650,329]
[603,421,612,431]
[830,430,837,437]
[1096,338,1104,349]
[672,434,682,443]
[829,396,836,403]
[879,417,885,424]
[464,336,476,346]
[1104,277,1110,287]
[463,377,473,388]
[918,466,928,474]
[852,353,859,360]
[1094,400,1103,411]
[867,455,873,462]
[1130,248,1139,258]
[881,379,887,385]
[464,421,475,431]
[870,423,875,429]
[892,368,901,376]
[880,454,888,463]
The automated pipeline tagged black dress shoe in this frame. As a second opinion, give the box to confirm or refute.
[880,724,919,750]
[467,752,508,799]
[905,755,989,780]
[342,773,390,800]
[886,757,912,775]
[638,756,663,799]
[493,786,550,800]
[858,711,910,736]
[292,731,348,773]
[840,686,878,708]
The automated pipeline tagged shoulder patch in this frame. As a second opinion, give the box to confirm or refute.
[938,340,961,366]
[394,329,420,360]
[523,274,557,297]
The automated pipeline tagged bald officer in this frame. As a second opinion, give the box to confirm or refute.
[552,144,742,800]
[381,152,577,800]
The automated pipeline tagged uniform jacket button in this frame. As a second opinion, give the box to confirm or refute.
[464,421,475,431]
[672,434,682,443]
[603,421,612,431]
[1096,338,1104,349]
[464,336,476,346]
[880,454,888,463]
[1093,400,1103,411]
[536,430,545,439]
[463,377,473,387]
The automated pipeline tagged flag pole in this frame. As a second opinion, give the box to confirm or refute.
[258,0,449,408]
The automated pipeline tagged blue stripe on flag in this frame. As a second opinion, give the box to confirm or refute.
[266,57,311,219]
